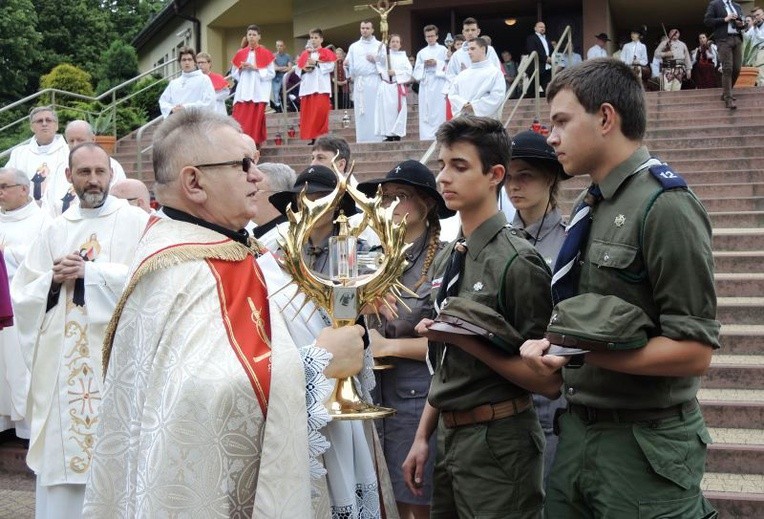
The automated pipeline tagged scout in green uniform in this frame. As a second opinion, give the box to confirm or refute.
[520,58,720,518]
[402,116,560,519]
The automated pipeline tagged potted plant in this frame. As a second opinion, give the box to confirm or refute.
[88,109,116,154]
[734,35,764,88]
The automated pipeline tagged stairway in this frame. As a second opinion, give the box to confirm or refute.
[3,87,761,517]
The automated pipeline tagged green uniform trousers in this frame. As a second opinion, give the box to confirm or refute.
[432,408,544,519]
[545,405,717,518]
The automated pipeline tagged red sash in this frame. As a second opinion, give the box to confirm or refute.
[207,257,272,416]
[297,47,337,70]
[232,45,275,69]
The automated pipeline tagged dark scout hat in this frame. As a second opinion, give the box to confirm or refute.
[595,32,611,42]
[357,160,455,218]
[430,297,524,354]
[269,165,357,217]
[510,130,571,179]
[545,293,655,351]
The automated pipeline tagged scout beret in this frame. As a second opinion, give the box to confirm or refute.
[269,165,357,217]
[545,293,655,351]
[430,296,524,354]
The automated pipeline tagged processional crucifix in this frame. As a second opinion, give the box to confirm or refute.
[353,0,413,75]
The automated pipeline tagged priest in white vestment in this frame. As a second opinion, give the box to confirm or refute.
[0,167,49,439]
[6,106,70,204]
[83,109,368,518]
[41,120,126,218]
[413,26,448,141]
[374,35,412,141]
[448,38,507,119]
[11,143,149,519]
[346,21,385,143]
[158,47,216,118]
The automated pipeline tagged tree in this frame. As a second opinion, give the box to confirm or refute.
[0,0,43,104]
[105,0,167,43]
[95,40,139,94]
[39,64,95,101]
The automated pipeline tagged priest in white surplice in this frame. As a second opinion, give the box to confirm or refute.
[158,46,216,118]
[413,25,448,141]
[346,20,385,143]
[374,35,412,141]
[41,120,127,218]
[11,143,149,519]
[448,38,507,119]
[83,109,368,518]
[6,106,69,204]
[0,167,49,439]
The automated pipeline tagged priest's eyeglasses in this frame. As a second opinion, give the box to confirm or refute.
[193,157,256,173]
[0,184,23,191]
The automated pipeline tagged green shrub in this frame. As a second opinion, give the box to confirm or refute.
[39,64,94,104]
[127,75,168,121]
[95,40,140,95]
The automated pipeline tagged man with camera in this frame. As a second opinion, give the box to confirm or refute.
[705,0,747,109]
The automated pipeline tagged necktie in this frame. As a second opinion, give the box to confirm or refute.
[61,191,75,212]
[434,239,467,315]
[551,184,602,303]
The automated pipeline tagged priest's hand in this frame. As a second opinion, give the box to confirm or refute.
[317,324,365,378]
[52,253,86,282]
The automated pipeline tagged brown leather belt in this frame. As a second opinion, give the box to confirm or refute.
[567,399,699,424]
[441,395,533,429]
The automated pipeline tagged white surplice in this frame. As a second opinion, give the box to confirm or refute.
[6,135,70,203]
[231,51,276,104]
[0,199,49,438]
[374,49,412,138]
[83,218,322,518]
[40,158,127,218]
[347,36,385,143]
[413,43,448,140]
[158,69,216,118]
[10,196,148,517]
[448,59,507,118]
[445,42,502,87]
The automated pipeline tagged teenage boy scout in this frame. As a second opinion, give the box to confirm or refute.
[402,115,559,519]
[521,58,720,517]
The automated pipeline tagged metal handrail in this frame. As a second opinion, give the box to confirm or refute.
[551,26,574,81]
[419,51,541,165]
[134,115,165,177]
[279,70,303,144]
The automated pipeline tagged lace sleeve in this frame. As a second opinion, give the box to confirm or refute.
[299,343,333,483]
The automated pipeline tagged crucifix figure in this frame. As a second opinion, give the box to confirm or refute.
[354,0,413,45]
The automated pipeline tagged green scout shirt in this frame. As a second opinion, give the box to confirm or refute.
[564,146,721,409]
[428,212,553,411]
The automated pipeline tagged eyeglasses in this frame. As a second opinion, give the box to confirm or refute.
[32,118,56,125]
[193,157,256,173]
[380,192,413,205]
[0,184,23,191]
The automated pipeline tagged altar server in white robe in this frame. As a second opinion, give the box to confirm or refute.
[346,20,385,143]
[11,143,149,519]
[41,120,126,218]
[448,37,507,119]
[0,167,49,439]
[6,106,69,204]
[413,25,448,141]
[375,34,412,141]
[158,46,216,118]
[445,17,502,90]
[83,109,368,518]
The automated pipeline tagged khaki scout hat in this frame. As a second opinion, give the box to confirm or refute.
[545,293,655,351]
[430,296,524,354]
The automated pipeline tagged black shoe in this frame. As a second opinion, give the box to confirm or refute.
[308,139,316,145]
[721,94,737,101]
[725,98,737,110]
[383,136,394,142]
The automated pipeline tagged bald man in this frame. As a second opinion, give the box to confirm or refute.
[41,120,127,217]
[111,179,152,214]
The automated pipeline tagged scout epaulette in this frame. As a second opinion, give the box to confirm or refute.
[648,163,687,190]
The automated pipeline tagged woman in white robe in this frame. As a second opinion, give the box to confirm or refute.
[374,35,412,141]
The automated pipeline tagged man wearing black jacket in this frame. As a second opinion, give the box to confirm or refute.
[705,0,746,109]
[526,21,553,94]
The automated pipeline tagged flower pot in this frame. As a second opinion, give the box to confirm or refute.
[94,135,116,155]
[734,67,759,88]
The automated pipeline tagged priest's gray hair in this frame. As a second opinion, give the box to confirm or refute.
[29,105,58,123]
[152,108,242,184]
[256,163,296,193]
[0,167,30,187]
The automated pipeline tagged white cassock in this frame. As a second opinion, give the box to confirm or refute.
[374,48,412,138]
[84,217,320,518]
[448,59,507,118]
[40,158,127,218]
[347,36,385,143]
[6,135,70,203]
[11,196,148,519]
[257,252,398,518]
[413,43,448,141]
[0,199,49,439]
[158,69,216,118]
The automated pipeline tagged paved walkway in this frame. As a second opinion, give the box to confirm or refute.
[0,472,34,519]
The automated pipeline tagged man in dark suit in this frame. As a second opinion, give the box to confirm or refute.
[526,21,553,94]
[705,0,746,109]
